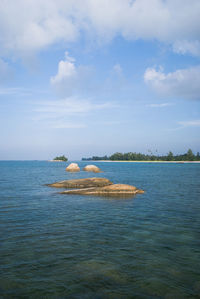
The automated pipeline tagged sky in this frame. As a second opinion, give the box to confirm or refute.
[0,0,200,160]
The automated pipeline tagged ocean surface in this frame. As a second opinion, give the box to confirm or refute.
[0,161,200,299]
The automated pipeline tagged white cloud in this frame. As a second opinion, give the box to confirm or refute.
[34,96,115,128]
[173,40,200,57]
[0,0,79,55]
[178,120,200,127]
[0,0,200,58]
[0,87,33,96]
[36,97,113,115]
[144,65,200,100]
[50,52,92,96]
[147,103,173,108]
[50,52,76,86]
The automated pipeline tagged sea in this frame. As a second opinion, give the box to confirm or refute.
[0,161,200,299]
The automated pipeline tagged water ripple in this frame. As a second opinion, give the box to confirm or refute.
[0,161,200,298]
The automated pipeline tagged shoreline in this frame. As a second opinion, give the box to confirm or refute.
[89,160,200,163]
[48,160,66,162]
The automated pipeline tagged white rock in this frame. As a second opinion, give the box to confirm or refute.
[66,163,80,172]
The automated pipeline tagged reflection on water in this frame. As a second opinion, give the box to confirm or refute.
[0,161,200,298]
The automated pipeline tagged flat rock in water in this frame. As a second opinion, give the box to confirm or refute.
[47,177,113,188]
[60,184,144,196]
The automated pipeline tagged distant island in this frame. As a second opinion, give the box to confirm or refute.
[53,155,68,162]
[82,149,200,162]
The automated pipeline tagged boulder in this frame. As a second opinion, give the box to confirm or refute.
[83,165,102,173]
[66,163,80,172]
[46,177,113,188]
[60,184,144,196]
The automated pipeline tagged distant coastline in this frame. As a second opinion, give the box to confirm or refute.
[82,149,200,162]
[48,160,66,162]
[92,160,200,163]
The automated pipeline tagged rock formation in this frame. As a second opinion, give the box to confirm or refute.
[83,165,102,173]
[66,163,80,172]
[47,177,113,188]
[60,183,144,196]
[47,177,144,198]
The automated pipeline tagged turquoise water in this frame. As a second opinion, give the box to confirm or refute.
[0,161,200,298]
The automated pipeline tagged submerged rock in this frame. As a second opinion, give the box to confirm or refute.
[47,177,113,188]
[66,163,80,172]
[60,183,144,196]
[83,165,102,173]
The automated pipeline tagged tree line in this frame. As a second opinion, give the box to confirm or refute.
[53,155,68,161]
[82,149,200,161]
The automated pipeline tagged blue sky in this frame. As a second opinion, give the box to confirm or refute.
[0,0,200,160]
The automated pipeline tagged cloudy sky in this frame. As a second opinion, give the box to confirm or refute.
[0,0,200,160]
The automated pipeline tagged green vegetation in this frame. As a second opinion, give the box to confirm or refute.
[53,155,68,162]
[82,149,200,161]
